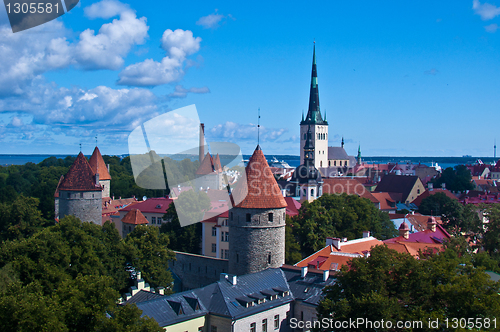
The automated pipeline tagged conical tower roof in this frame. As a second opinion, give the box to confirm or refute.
[301,43,327,126]
[233,145,287,209]
[121,209,148,225]
[196,153,216,175]
[89,147,111,180]
[59,152,102,191]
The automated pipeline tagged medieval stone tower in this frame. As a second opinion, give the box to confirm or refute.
[89,146,111,198]
[56,152,103,224]
[228,145,287,276]
[300,43,328,169]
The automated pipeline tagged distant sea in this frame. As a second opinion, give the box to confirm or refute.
[0,154,497,169]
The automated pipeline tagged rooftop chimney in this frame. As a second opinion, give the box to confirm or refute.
[332,238,341,250]
[323,270,329,282]
[157,287,165,295]
[326,237,334,247]
[427,217,437,232]
[199,123,205,163]
[301,266,308,278]
[428,182,433,191]
[231,275,237,285]
[399,222,410,239]
[362,231,370,238]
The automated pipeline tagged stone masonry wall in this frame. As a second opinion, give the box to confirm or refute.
[58,190,102,224]
[171,251,229,290]
[228,207,286,276]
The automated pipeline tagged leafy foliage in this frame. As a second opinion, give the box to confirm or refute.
[317,244,500,331]
[431,165,473,192]
[288,193,398,258]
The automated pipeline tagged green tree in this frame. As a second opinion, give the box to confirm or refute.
[285,216,302,264]
[125,225,175,291]
[290,194,397,257]
[432,165,473,192]
[317,245,500,332]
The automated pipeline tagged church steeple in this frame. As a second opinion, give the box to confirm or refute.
[357,144,362,165]
[301,43,327,125]
[303,125,315,165]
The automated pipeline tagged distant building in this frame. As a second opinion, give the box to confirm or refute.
[374,174,425,205]
[117,197,173,237]
[88,146,112,198]
[195,152,224,191]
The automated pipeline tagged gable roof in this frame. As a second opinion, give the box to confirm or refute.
[89,147,111,180]
[384,223,451,244]
[121,209,149,225]
[120,197,174,214]
[370,192,396,210]
[233,145,287,209]
[58,152,102,191]
[375,174,421,201]
[284,197,301,216]
[328,147,349,160]
[196,153,219,175]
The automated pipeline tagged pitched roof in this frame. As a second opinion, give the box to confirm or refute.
[328,147,349,160]
[121,209,149,225]
[374,174,421,201]
[384,223,451,244]
[322,178,379,203]
[370,192,396,210]
[284,197,301,216]
[120,197,174,214]
[214,154,222,172]
[384,241,444,257]
[58,152,102,191]
[88,147,111,180]
[196,153,218,175]
[233,146,287,209]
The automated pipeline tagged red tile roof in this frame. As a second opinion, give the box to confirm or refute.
[285,197,301,216]
[121,209,149,225]
[322,178,379,203]
[89,147,111,180]
[371,192,396,210]
[385,241,443,257]
[120,197,173,214]
[58,152,102,191]
[214,154,222,172]
[384,223,451,244]
[233,145,287,209]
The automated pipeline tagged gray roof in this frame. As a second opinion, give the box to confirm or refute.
[328,147,349,160]
[128,267,336,327]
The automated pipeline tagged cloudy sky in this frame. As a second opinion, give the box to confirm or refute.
[0,0,499,157]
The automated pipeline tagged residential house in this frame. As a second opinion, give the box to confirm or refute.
[374,174,425,205]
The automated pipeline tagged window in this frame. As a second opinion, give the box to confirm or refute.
[212,243,216,253]
[250,322,256,332]
[151,217,156,224]
[274,315,279,330]
[334,160,336,166]
[224,250,229,259]
[417,189,420,194]
[345,161,348,166]
[212,227,217,236]
[246,213,251,222]
[268,213,273,222]
[225,232,228,242]
[283,213,286,221]
[221,231,224,241]
[158,217,162,223]
[262,319,267,332]
[268,253,271,264]
[221,249,224,258]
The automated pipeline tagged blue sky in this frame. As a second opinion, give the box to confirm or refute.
[0,0,499,157]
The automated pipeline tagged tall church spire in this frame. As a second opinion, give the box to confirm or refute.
[301,42,327,125]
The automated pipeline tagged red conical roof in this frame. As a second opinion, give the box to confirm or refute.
[196,153,216,175]
[121,209,148,225]
[214,154,222,172]
[89,147,111,180]
[58,152,102,191]
[234,145,287,209]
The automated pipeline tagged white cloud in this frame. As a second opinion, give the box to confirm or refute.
[84,0,130,19]
[74,10,149,70]
[168,85,210,98]
[485,23,499,32]
[196,10,234,29]
[473,0,500,20]
[0,1,149,95]
[118,29,201,86]
[208,121,288,142]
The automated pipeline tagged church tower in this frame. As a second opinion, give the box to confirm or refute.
[228,145,287,276]
[300,43,328,169]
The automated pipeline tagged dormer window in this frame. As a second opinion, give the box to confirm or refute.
[155,204,162,209]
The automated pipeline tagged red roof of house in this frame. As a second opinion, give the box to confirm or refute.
[121,209,149,225]
[233,145,287,209]
[89,147,111,180]
[58,152,102,191]
[385,241,443,257]
[120,197,173,214]
[371,192,396,210]
[322,178,379,203]
[285,197,301,216]
[384,223,451,244]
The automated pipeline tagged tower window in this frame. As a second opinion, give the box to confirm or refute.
[311,188,314,196]
[268,213,273,222]
[268,253,271,264]
[246,213,251,222]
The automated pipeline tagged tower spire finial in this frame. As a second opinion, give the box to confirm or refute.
[79,143,82,152]
[95,135,98,147]
[258,108,261,147]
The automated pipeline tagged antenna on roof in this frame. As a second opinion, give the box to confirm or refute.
[495,139,497,159]
[258,107,261,146]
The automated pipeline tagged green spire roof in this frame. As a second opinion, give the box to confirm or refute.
[301,43,327,126]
